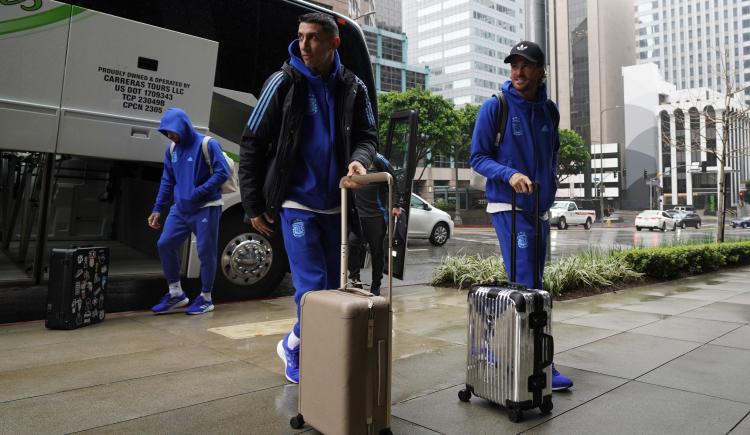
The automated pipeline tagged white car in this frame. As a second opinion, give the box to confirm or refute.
[408,193,455,246]
[635,210,677,232]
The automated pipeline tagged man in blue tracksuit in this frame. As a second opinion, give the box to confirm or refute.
[238,13,377,383]
[469,41,573,391]
[148,108,229,315]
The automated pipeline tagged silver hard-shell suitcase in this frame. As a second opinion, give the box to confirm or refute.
[458,186,554,422]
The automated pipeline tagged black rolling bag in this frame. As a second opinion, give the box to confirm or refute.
[46,247,109,330]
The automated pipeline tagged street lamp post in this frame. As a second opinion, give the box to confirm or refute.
[598,105,623,221]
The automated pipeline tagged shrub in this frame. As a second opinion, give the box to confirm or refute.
[617,241,750,279]
[431,249,642,295]
[432,198,456,212]
[432,241,750,295]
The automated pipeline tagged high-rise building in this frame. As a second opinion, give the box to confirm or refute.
[635,0,750,104]
[403,0,526,106]
[547,0,635,201]
[362,24,430,92]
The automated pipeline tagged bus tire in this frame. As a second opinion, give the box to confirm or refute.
[215,207,287,300]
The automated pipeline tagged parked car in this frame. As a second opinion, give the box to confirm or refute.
[666,210,702,229]
[730,216,750,228]
[408,194,455,246]
[635,210,677,231]
[549,201,596,230]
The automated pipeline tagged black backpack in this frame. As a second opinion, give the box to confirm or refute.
[492,92,560,149]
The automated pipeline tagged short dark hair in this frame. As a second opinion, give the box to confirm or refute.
[298,12,339,38]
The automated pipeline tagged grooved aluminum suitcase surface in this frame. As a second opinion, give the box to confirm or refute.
[466,284,552,407]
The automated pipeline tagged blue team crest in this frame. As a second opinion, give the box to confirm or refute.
[201,218,208,223]
[542,125,550,133]
[517,232,529,249]
[187,156,193,162]
[306,94,318,115]
[171,152,178,163]
[512,117,523,136]
[292,219,305,238]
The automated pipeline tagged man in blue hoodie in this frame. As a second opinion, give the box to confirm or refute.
[148,108,230,315]
[469,41,573,391]
[239,13,377,383]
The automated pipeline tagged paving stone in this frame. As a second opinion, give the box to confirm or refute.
[554,332,701,379]
[711,325,750,350]
[523,381,749,435]
[560,309,665,332]
[638,344,750,404]
[392,367,627,435]
[630,316,743,343]
[679,302,750,324]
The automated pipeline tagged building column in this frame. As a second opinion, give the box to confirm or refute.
[670,112,678,206]
[683,114,693,205]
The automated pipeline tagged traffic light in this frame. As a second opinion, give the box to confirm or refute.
[643,169,647,180]
[701,161,707,173]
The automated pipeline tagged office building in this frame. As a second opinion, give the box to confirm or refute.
[403,0,526,106]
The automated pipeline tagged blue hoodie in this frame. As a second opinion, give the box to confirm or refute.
[469,81,560,215]
[285,40,342,211]
[153,108,229,215]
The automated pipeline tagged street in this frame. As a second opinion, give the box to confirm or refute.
[388,223,750,287]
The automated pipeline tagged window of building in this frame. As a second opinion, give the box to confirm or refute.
[380,65,402,92]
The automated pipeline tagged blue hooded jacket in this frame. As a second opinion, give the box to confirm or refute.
[153,108,229,215]
[285,40,342,211]
[469,81,560,215]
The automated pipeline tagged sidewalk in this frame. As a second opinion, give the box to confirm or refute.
[1,268,749,434]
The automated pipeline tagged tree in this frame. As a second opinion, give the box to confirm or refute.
[377,88,461,180]
[456,104,480,163]
[557,129,589,185]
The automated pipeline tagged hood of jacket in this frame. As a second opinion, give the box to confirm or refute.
[158,107,198,147]
[287,39,341,86]
[502,80,549,108]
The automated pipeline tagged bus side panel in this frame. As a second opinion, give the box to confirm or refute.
[57,9,218,162]
[0,1,70,153]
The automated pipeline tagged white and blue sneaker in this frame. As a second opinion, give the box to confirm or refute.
[276,333,300,384]
[186,294,214,315]
[551,364,573,391]
[151,292,189,314]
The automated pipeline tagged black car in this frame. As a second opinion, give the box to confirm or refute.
[678,212,702,229]
[666,210,702,229]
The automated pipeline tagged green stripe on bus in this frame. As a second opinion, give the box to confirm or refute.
[0,5,86,36]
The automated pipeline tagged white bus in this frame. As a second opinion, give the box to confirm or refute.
[0,0,393,300]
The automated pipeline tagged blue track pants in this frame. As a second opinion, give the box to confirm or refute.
[490,211,549,289]
[157,205,221,293]
[279,208,341,337]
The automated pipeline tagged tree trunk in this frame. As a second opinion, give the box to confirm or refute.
[716,114,728,243]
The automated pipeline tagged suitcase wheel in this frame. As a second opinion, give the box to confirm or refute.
[457,388,472,402]
[508,409,523,423]
[290,414,305,429]
[539,400,553,415]
[379,429,393,435]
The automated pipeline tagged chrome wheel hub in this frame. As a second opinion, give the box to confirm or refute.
[221,233,274,285]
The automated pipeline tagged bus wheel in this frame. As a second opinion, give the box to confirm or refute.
[216,209,287,299]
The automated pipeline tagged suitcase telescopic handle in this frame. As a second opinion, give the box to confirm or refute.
[339,173,394,305]
[509,182,541,289]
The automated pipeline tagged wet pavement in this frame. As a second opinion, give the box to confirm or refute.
[1,268,750,434]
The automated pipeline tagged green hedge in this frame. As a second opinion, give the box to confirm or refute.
[617,241,750,279]
[432,241,750,295]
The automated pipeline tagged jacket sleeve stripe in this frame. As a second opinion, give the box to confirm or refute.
[356,77,376,127]
[247,72,284,133]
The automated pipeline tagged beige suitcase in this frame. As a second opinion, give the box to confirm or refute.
[290,173,394,435]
